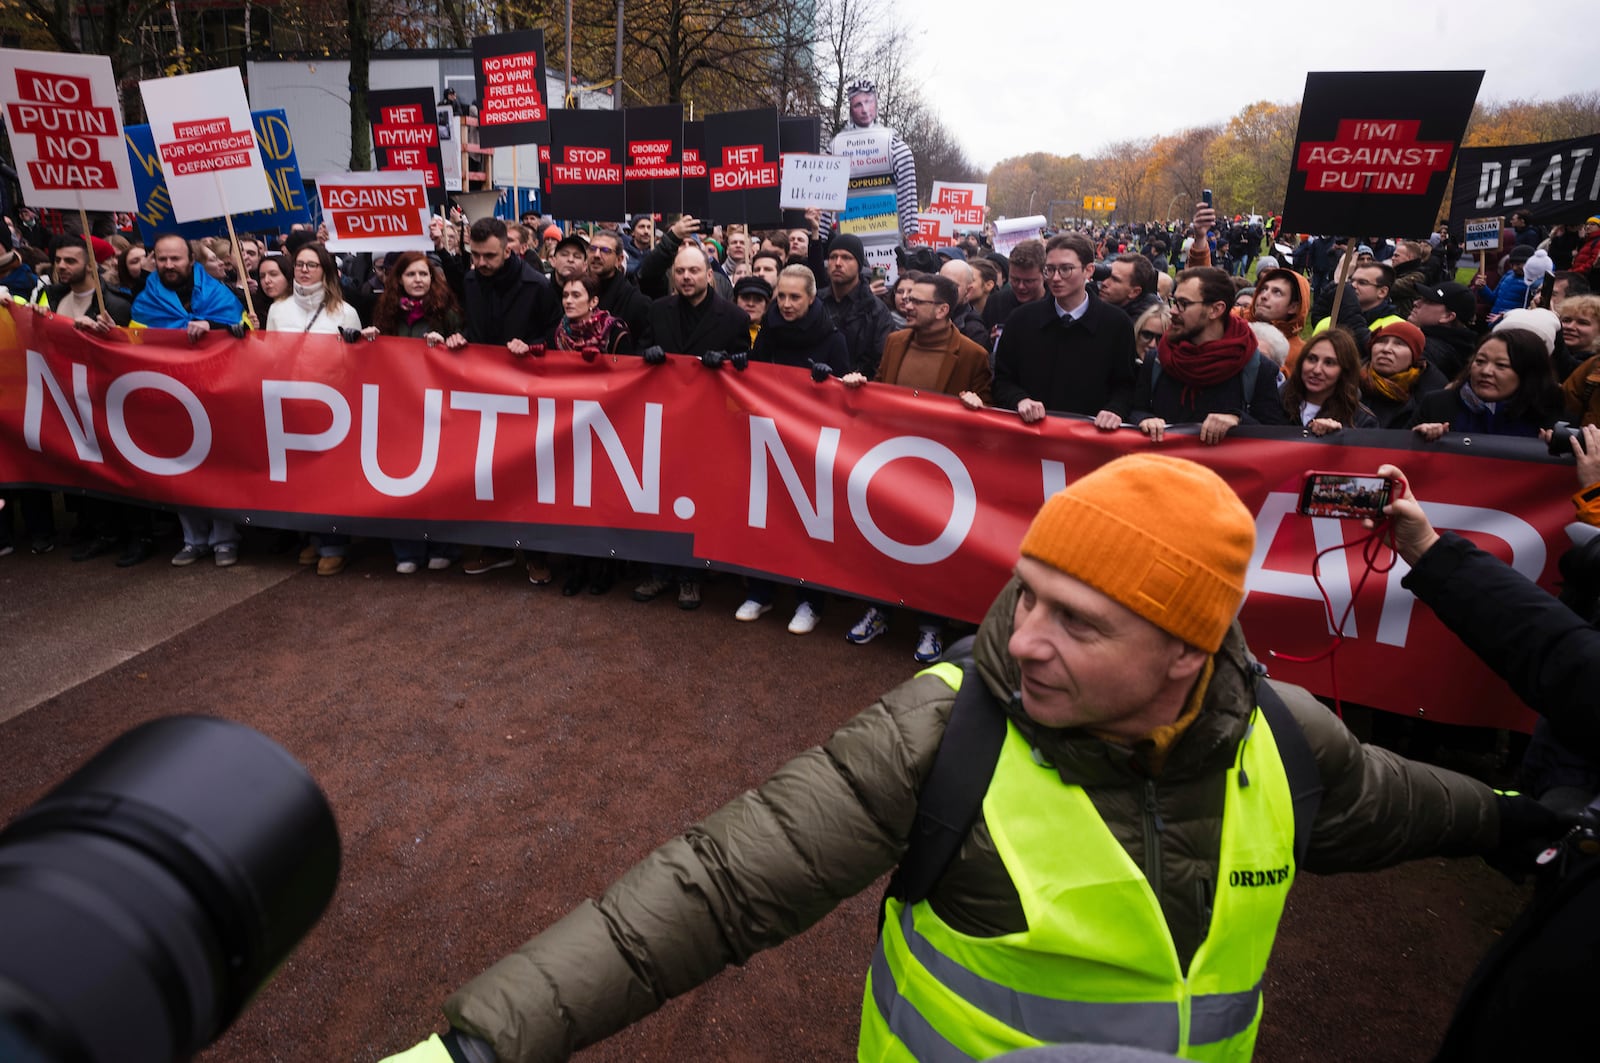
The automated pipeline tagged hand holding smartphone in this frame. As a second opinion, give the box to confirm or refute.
[1296,471,1401,521]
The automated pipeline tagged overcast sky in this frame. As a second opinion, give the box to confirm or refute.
[908,0,1600,170]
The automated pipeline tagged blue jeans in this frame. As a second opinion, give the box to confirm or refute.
[179,512,239,548]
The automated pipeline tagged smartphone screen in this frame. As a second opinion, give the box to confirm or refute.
[1297,472,1394,520]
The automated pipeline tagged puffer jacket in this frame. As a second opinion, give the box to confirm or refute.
[443,581,1499,1063]
[750,296,849,375]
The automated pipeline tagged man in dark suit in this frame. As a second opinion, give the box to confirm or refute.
[646,243,750,356]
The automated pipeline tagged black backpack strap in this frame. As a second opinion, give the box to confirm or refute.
[880,659,1008,928]
[1253,677,1324,867]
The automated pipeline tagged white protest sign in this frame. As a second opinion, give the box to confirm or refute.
[930,181,987,232]
[991,214,1047,256]
[316,171,434,253]
[831,127,893,176]
[139,67,272,223]
[1463,216,1501,252]
[779,153,849,211]
[0,49,135,211]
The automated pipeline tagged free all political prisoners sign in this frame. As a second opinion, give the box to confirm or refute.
[472,29,549,149]
[0,49,135,212]
[2,305,1582,733]
[139,68,273,223]
[316,171,432,253]
[1280,70,1483,237]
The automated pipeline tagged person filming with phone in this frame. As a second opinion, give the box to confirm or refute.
[382,454,1556,1063]
[1362,445,1600,1062]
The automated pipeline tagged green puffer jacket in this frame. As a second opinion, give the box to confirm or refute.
[445,580,1500,1062]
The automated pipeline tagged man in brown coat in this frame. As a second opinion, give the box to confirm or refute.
[840,271,990,660]
[842,272,991,405]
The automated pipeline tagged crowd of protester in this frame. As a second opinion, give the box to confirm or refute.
[3,198,1600,670]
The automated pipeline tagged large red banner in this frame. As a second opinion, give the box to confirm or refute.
[1,306,1582,731]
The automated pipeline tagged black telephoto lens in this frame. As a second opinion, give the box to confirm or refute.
[0,716,340,1063]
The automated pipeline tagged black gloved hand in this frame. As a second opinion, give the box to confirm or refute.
[728,351,748,372]
[810,361,833,383]
[338,327,363,344]
[1488,792,1574,881]
[227,322,248,339]
[700,349,726,369]
[440,1028,497,1063]
[641,344,666,365]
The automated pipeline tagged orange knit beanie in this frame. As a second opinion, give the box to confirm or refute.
[1019,454,1256,653]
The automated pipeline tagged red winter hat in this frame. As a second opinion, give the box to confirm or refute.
[89,236,116,264]
[1371,320,1425,362]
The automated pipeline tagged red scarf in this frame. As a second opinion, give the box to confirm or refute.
[1156,313,1259,390]
[554,309,619,351]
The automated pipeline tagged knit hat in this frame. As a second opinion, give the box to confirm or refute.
[827,232,866,271]
[1019,454,1255,653]
[541,225,562,241]
[1508,244,1535,265]
[1493,307,1560,356]
[1587,216,1600,227]
[1522,248,1554,290]
[1255,255,1279,272]
[88,236,116,264]
[1371,320,1425,362]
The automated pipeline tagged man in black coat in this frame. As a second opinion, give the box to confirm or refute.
[587,230,652,345]
[989,231,1136,430]
[1378,455,1600,1063]
[446,217,554,349]
[1408,280,1479,382]
[646,243,749,356]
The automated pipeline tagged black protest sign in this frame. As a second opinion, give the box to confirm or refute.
[681,120,709,219]
[367,88,445,210]
[1449,133,1600,236]
[779,115,822,229]
[547,108,625,221]
[1280,70,1482,236]
[624,104,683,216]
[705,108,781,228]
[473,29,549,148]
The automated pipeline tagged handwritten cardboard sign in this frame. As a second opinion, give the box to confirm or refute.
[779,153,848,211]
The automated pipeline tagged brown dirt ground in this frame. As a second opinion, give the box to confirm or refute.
[0,547,1529,1062]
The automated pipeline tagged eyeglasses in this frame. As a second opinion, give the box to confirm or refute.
[1169,296,1203,312]
[1041,263,1080,277]
[592,246,617,254]
[1138,330,1164,343]
[1350,278,1378,289]
[293,261,321,273]
[905,296,938,306]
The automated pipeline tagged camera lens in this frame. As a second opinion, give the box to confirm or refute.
[0,717,340,1063]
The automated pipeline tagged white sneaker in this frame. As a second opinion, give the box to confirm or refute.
[788,602,820,635]
[735,599,772,622]
[914,627,943,663]
[396,560,419,574]
[426,556,454,570]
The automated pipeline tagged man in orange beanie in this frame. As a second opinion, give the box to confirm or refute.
[386,455,1543,1063]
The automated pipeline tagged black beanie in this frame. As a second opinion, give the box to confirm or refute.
[827,232,866,272]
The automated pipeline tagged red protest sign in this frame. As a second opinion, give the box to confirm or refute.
[316,171,432,253]
[158,117,257,176]
[4,306,1577,733]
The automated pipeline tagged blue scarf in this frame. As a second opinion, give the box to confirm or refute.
[131,267,245,328]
